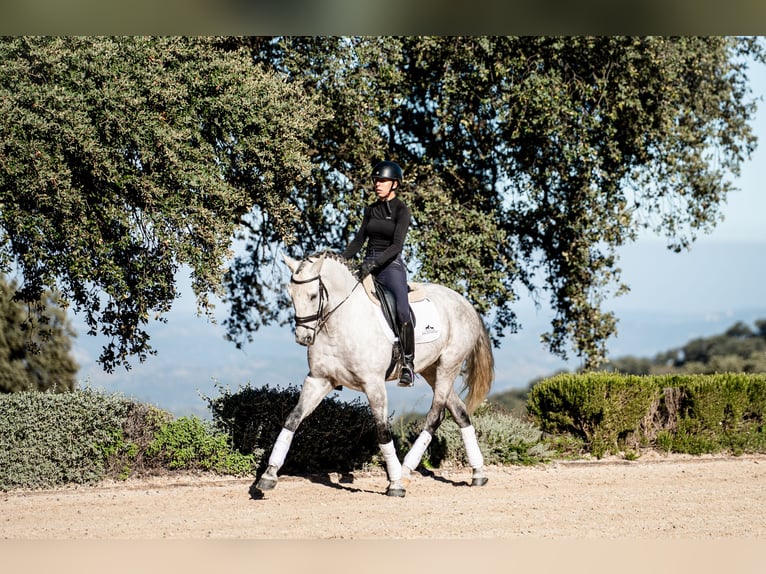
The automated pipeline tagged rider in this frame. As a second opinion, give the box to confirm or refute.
[342,160,415,387]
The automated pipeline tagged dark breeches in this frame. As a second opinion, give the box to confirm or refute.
[370,255,410,324]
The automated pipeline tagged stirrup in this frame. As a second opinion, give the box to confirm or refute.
[398,365,414,387]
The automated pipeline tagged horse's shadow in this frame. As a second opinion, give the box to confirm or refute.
[249,468,468,499]
[414,468,470,487]
[248,472,373,499]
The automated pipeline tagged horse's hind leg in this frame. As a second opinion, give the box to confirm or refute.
[401,375,448,480]
[401,385,488,487]
[255,375,333,492]
[446,391,488,486]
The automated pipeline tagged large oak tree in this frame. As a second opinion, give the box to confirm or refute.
[226,36,765,369]
[0,36,324,371]
[1,36,763,372]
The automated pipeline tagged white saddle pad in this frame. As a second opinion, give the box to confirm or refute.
[377,297,441,344]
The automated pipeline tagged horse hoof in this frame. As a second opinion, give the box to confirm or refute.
[255,466,279,491]
[256,477,277,491]
[471,477,489,487]
[386,487,406,497]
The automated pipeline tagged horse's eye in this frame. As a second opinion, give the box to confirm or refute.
[310,293,318,301]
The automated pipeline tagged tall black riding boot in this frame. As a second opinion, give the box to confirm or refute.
[398,321,415,387]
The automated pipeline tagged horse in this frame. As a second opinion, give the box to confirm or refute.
[255,251,495,497]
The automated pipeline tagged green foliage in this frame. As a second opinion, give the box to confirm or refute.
[2,37,762,374]
[0,275,78,393]
[662,374,766,455]
[146,416,257,476]
[0,36,324,371]
[0,388,260,490]
[226,36,764,372]
[101,401,174,480]
[394,402,554,467]
[0,389,132,490]
[204,383,380,474]
[527,372,661,457]
[527,372,766,457]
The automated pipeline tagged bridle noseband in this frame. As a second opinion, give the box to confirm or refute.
[291,274,329,337]
[290,269,361,341]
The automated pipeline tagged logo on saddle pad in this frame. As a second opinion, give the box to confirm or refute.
[362,276,441,343]
[377,298,441,344]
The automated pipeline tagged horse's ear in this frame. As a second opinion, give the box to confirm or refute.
[282,252,300,273]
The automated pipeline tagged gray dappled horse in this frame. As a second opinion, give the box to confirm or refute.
[255,252,494,497]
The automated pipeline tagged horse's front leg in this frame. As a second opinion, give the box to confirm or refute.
[366,382,406,497]
[255,375,333,492]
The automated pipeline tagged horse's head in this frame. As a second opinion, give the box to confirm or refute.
[283,251,359,345]
[283,252,328,346]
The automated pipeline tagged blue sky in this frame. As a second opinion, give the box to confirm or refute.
[72,58,766,418]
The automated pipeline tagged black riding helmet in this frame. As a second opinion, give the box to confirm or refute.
[371,161,403,186]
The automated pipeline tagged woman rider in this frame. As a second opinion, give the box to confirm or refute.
[342,160,415,387]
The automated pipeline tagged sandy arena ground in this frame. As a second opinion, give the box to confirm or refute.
[2,452,764,540]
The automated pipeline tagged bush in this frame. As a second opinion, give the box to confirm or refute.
[660,373,766,455]
[527,372,766,457]
[146,416,257,476]
[526,372,660,457]
[102,401,174,479]
[203,383,380,474]
[394,402,554,468]
[0,389,134,490]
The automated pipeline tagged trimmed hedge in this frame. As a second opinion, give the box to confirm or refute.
[527,372,766,457]
[0,389,258,491]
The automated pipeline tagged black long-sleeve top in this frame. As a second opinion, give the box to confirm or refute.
[342,197,411,269]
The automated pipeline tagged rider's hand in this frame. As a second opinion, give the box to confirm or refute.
[358,261,376,279]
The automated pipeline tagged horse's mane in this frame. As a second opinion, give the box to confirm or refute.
[301,251,355,274]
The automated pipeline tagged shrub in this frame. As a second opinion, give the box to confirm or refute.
[101,402,174,480]
[394,402,554,468]
[526,372,660,457]
[146,415,257,476]
[203,383,380,474]
[0,389,133,490]
[660,373,766,455]
[527,372,766,457]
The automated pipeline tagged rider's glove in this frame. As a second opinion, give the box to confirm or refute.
[358,260,376,279]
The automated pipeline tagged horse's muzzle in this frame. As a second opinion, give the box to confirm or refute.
[295,327,315,346]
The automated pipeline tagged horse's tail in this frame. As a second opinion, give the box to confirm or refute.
[462,315,495,414]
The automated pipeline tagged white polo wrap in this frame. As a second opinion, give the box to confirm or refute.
[268,428,295,470]
[379,440,402,482]
[460,425,484,469]
[403,430,432,471]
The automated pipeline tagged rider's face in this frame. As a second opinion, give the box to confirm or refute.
[373,177,397,199]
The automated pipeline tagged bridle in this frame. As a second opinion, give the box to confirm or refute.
[290,269,361,341]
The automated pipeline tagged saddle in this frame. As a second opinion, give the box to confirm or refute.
[361,275,427,334]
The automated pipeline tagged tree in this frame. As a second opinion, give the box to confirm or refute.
[0,276,78,393]
[0,36,325,371]
[225,36,765,369]
[1,37,763,373]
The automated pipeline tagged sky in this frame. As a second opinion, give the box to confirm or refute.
[72,57,766,419]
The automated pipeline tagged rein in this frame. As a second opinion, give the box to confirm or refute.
[291,271,362,339]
